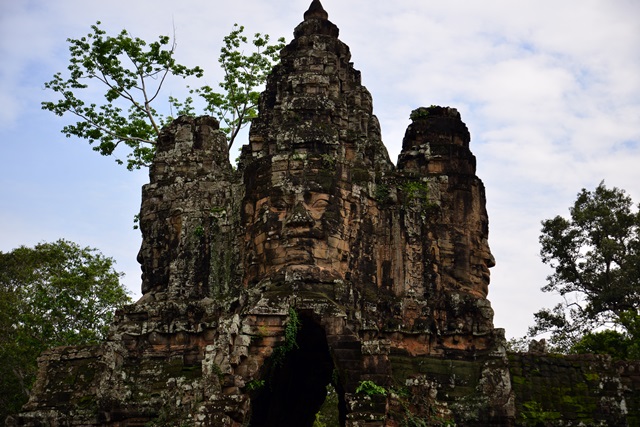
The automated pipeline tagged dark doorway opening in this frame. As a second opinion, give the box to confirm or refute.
[248,315,345,426]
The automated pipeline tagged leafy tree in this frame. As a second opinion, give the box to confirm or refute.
[43,22,284,170]
[0,240,132,420]
[42,22,203,170]
[529,182,640,353]
[189,24,285,150]
[570,330,635,360]
[505,336,532,353]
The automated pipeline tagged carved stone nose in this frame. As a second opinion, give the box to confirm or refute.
[286,202,313,226]
[486,253,496,268]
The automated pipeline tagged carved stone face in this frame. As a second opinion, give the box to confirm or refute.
[255,188,331,264]
[466,209,495,298]
[244,167,352,286]
[471,238,495,298]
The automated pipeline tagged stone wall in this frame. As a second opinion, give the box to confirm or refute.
[508,354,640,426]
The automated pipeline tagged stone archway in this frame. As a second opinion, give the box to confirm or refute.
[248,314,345,427]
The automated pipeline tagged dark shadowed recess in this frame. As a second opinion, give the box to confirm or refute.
[249,315,346,427]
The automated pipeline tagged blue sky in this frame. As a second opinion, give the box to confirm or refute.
[1,0,639,339]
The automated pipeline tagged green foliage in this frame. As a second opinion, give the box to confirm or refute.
[42,21,203,170]
[506,336,531,353]
[520,401,561,426]
[43,22,284,169]
[313,384,340,427]
[271,307,302,366]
[0,239,131,421]
[570,329,638,360]
[320,154,336,169]
[193,225,205,238]
[187,24,285,151]
[400,414,428,427]
[619,310,640,358]
[409,105,440,121]
[284,307,301,349]
[410,107,430,121]
[386,381,457,427]
[403,181,430,201]
[375,184,390,204]
[402,181,436,212]
[355,380,388,396]
[530,182,640,352]
[313,413,328,427]
[246,379,265,392]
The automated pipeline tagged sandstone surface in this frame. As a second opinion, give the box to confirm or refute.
[10,2,639,426]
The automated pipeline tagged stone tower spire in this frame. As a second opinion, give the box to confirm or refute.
[240,0,393,288]
[304,0,329,20]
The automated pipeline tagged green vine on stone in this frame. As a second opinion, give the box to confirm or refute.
[355,380,388,396]
[271,307,302,367]
[246,379,265,392]
[320,153,336,168]
[375,184,390,204]
[193,225,205,238]
[402,181,434,211]
[520,401,561,426]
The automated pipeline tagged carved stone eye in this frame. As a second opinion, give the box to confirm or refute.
[270,200,288,212]
[312,198,329,209]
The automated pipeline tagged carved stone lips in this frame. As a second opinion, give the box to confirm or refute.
[282,227,325,239]
[284,248,313,264]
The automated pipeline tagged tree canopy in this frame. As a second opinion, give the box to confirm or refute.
[43,22,284,170]
[529,182,640,354]
[0,239,132,420]
[187,24,285,150]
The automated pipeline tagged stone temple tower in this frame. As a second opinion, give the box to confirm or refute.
[11,1,510,426]
[13,2,637,426]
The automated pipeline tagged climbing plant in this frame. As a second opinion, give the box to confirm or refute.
[355,380,388,396]
[271,307,302,366]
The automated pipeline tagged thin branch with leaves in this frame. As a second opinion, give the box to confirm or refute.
[43,21,285,169]
[42,22,203,169]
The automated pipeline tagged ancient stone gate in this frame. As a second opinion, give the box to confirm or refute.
[10,1,639,426]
